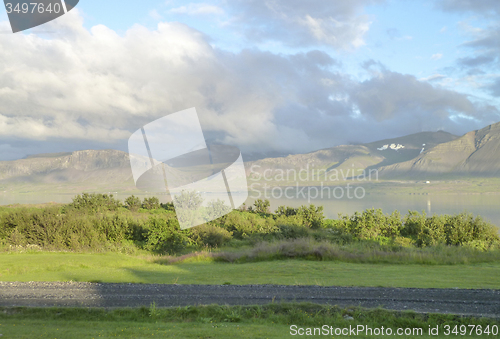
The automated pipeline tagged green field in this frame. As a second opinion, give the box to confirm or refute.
[1,252,499,289]
[1,304,498,339]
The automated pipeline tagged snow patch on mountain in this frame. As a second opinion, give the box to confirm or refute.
[377,143,405,151]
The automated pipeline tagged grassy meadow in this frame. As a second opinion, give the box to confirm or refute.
[1,304,498,339]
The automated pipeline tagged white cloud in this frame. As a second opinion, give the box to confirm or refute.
[419,74,447,82]
[431,53,443,60]
[170,3,224,15]
[149,9,163,21]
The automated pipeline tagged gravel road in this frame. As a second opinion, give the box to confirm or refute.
[0,282,498,318]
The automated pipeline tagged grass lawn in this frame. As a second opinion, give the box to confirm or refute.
[0,305,497,339]
[0,319,494,339]
[1,252,499,289]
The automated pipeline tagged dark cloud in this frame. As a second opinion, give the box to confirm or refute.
[488,78,500,97]
[457,55,496,68]
[225,0,383,49]
[436,0,500,15]
[437,1,500,74]
[458,25,500,74]
[349,68,483,122]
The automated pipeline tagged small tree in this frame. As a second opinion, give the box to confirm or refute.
[275,205,298,217]
[297,204,324,229]
[142,197,160,210]
[253,199,270,214]
[206,198,232,221]
[173,190,204,228]
[69,193,120,212]
[125,195,142,212]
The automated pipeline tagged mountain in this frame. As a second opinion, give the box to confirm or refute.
[246,131,458,182]
[2,123,499,196]
[0,150,136,193]
[378,122,500,178]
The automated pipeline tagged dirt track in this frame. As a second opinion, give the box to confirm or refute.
[0,282,498,317]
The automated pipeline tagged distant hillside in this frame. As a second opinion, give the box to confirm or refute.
[0,150,135,192]
[247,131,458,182]
[2,123,499,195]
[378,122,500,178]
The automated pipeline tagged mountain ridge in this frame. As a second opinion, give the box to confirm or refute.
[1,123,499,193]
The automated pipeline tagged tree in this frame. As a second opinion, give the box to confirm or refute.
[142,197,160,210]
[253,199,270,214]
[125,195,141,212]
[173,190,204,228]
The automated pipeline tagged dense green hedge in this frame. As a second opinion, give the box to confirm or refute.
[0,193,499,253]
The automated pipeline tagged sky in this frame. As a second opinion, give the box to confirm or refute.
[0,0,499,160]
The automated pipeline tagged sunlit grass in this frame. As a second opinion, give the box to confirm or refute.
[0,304,497,339]
[1,252,499,289]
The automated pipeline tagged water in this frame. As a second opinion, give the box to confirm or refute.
[2,191,499,228]
[247,193,500,229]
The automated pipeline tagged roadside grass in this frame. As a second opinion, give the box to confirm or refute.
[158,238,500,265]
[0,304,497,339]
[1,252,499,289]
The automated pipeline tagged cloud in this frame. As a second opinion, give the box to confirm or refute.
[349,66,488,124]
[0,10,497,161]
[436,0,500,15]
[386,28,412,41]
[224,0,383,49]
[149,9,163,20]
[419,74,447,82]
[0,11,348,157]
[431,53,443,60]
[487,78,500,96]
[457,24,500,72]
[170,3,224,15]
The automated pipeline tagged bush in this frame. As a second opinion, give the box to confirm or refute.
[205,199,232,221]
[339,208,403,240]
[274,215,309,239]
[125,195,142,212]
[223,211,277,239]
[297,205,325,229]
[142,197,160,210]
[190,224,233,248]
[67,193,121,213]
[253,199,270,214]
[401,211,500,249]
[145,216,191,254]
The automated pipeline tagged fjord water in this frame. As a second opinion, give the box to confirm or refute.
[248,193,500,229]
[1,192,499,229]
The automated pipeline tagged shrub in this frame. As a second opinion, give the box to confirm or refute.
[145,216,191,254]
[190,224,233,247]
[297,204,325,229]
[275,206,298,217]
[68,193,121,212]
[253,199,270,214]
[274,215,309,239]
[161,202,176,212]
[173,190,205,227]
[142,197,160,210]
[125,195,142,212]
[223,211,276,239]
[205,199,232,221]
